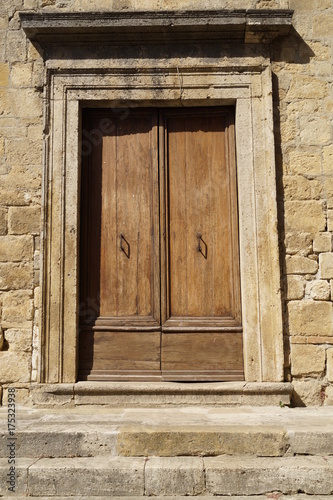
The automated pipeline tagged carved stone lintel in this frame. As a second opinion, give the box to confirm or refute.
[20,9,293,45]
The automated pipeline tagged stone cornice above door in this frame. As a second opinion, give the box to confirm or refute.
[20,9,293,45]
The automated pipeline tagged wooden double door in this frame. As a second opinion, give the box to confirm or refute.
[79,107,244,381]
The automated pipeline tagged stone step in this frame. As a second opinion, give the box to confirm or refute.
[29,381,293,407]
[1,456,333,497]
[4,497,333,500]
[1,406,333,459]
[3,497,333,500]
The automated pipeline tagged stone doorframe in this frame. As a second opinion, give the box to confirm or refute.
[20,10,293,384]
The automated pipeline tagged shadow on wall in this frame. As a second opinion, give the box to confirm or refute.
[271,27,315,391]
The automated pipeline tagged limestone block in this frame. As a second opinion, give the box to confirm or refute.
[0,166,42,201]
[319,253,333,279]
[324,385,333,406]
[284,176,321,201]
[0,89,42,119]
[285,232,312,256]
[0,208,7,235]
[290,344,325,376]
[117,426,287,458]
[24,0,38,10]
[313,233,332,253]
[286,99,321,115]
[308,280,331,300]
[327,349,333,382]
[34,286,40,308]
[286,276,305,300]
[287,75,328,100]
[329,210,333,232]
[0,351,31,383]
[8,206,41,235]
[307,40,331,61]
[313,13,333,36]
[145,457,204,496]
[205,455,333,495]
[1,290,34,327]
[280,117,297,142]
[299,116,331,145]
[6,30,26,63]
[310,60,332,77]
[0,62,9,87]
[323,144,333,175]
[288,300,333,336]
[0,235,33,262]
[286,255,318,275]
[34,250,40,270]
[0,457,34,496]
[288,151,321,176]
[284,201,326,232]
[28,457,145,496]
[10,62,33,87]
[292,379,323,406]
[290,0,314,11]
[323,178,333,208]
[28,124,44,140]
[0,263,33,291]
[4,328,33,352]
[6,138,42,167]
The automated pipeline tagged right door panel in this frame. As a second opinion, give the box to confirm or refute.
[160,108,244,380]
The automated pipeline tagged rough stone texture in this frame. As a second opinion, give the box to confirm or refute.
[0,235,33,262]
[0,262,33,290]
[288,300,333,336]
[290,344,326,376]
[8,206,41,235]
[286,255,318,275]
[28,456,145,497]
[292,380,324,406]
[286,276,305,300]
[327,348,333,383]
[325,385,333,405]
[284,201,326,233]
[0,289,33,327]
[313,233,332,253]
[205,456,333,495]
[308,280,331,301]
[117,426,288,457]
[285,232,312,256]
[319,253,333,279]
[0,351,31,382]
[0,458,35,496]
[145,457,205,496]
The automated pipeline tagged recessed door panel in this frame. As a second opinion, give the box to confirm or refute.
[79,109,160,380]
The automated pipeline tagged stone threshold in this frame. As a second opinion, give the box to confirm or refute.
[26,381,293,407]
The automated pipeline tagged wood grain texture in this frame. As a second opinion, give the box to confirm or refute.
[79,107,243,381]
[161,332,244,379]
[79,330,161,374]
[161,108,242,328]
[80,109,160,328]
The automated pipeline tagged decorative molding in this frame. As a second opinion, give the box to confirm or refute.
[38,63,284,383]
[20,9,293,45]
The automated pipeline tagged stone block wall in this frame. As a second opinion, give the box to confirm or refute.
[0,0,332,405]
[271,0,333,405]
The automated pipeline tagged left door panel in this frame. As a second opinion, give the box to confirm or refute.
[79,109,161,380]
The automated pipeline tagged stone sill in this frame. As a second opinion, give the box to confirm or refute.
[26,382,293,408]
[20,9,293,45]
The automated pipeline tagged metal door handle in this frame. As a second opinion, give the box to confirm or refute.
[120,233,130,259]
[196,233,207,259]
